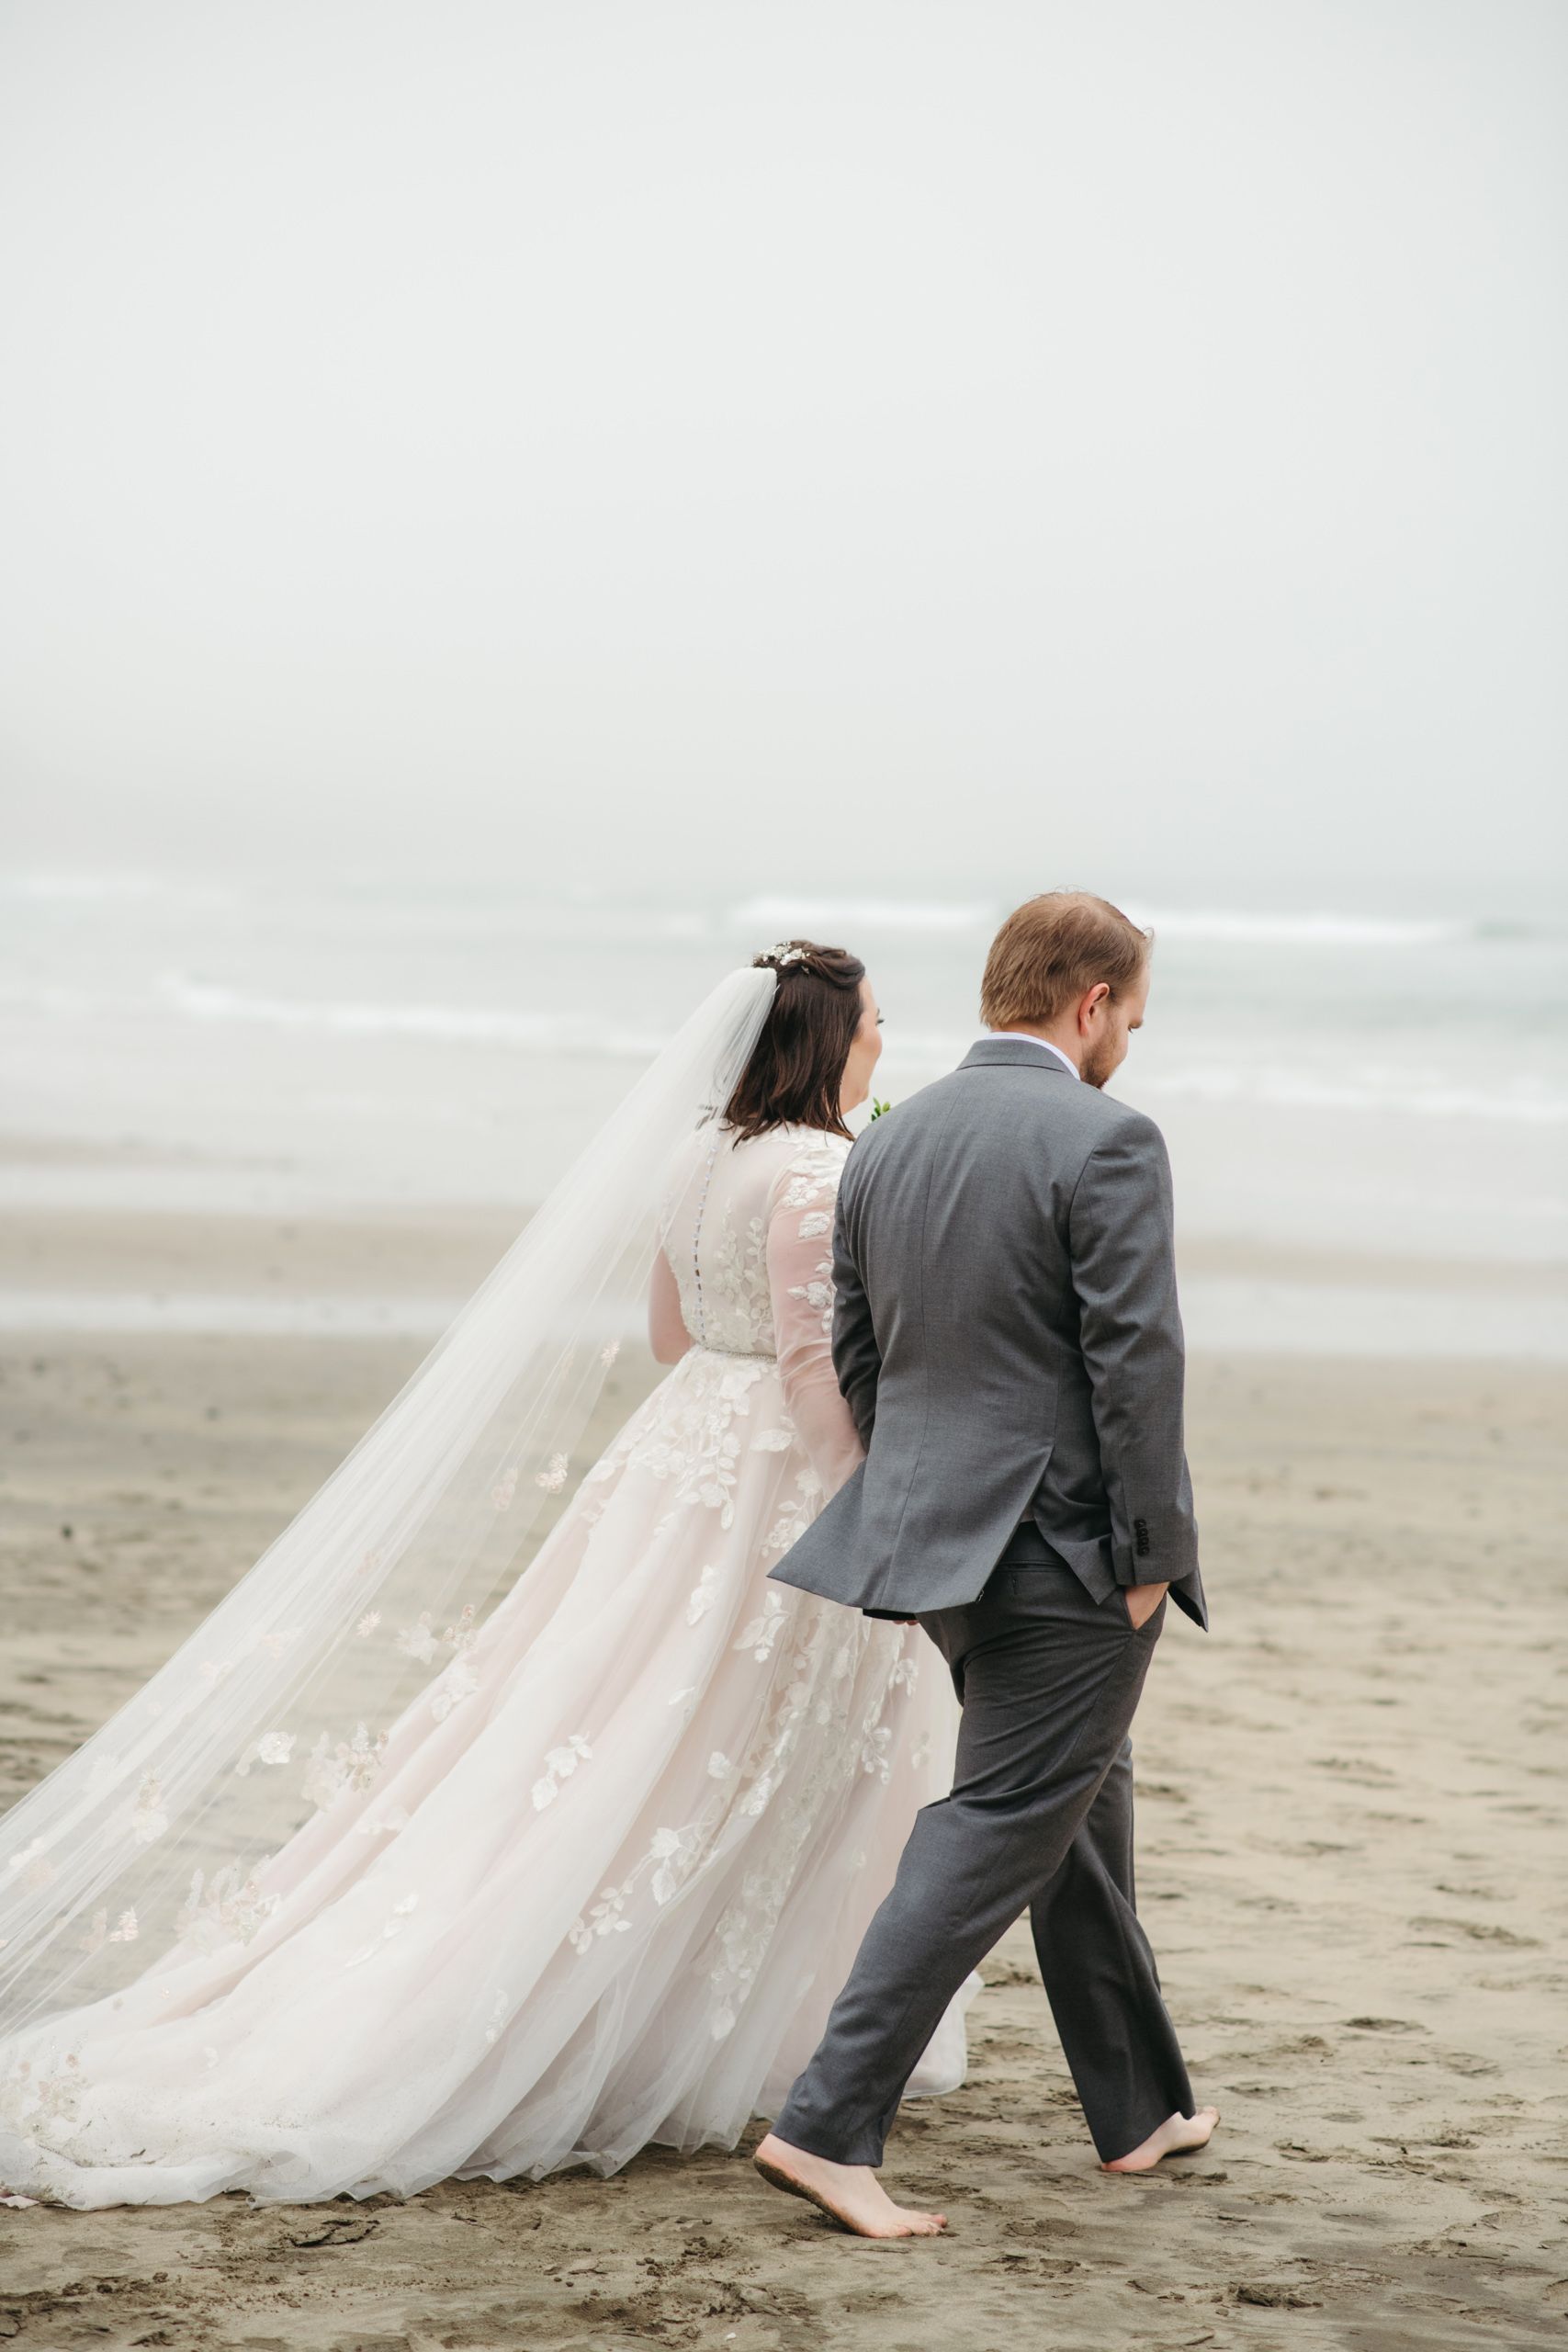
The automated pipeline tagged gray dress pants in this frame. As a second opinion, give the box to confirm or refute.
[772,1545,1195,2167]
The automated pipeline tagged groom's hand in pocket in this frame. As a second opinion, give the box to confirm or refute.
[1123,1581,1169,1631]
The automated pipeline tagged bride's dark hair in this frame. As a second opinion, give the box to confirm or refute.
[723,940,867,1142]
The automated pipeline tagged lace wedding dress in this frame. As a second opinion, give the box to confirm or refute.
[0,1123,969,2207]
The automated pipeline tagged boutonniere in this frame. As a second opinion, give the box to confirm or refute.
[869,1097,892,1121]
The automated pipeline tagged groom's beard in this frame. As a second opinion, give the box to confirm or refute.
[1079,1035,1120,1090]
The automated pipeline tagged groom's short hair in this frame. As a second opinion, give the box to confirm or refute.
[981,892,1152,1029]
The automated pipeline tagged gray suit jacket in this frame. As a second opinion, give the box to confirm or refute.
[769,1039,1207,1628]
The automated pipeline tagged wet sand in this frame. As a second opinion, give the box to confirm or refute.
[1,1206,1565,2350]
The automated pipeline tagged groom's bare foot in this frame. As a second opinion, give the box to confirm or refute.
[1101,2106,1221,2173]
[753,2131,947,2238]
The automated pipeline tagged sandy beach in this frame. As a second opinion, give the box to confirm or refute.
[2,1203,1564,2351]
[6,0,1565,2332]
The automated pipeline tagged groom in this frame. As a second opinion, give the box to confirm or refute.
[757,890,1216,2238]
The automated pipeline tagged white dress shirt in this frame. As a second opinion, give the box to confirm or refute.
[977,1031,1080,1080]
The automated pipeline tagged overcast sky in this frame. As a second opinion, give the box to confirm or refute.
[1,0,1563,902]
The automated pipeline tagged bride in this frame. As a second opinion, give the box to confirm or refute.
[0,941,970,2209]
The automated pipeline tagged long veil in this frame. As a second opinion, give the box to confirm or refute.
[0,965,778,2042]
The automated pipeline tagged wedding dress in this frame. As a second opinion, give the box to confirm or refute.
[0,1114,968,2207]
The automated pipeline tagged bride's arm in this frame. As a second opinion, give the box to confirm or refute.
[648,1248,693,1365]
[766,1150,865,1499]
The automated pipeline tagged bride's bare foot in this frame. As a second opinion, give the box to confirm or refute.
[753,2131,947,2238]
[1101,2106,1221,2173]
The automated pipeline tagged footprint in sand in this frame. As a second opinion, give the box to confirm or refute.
[1409,1915,1540,1948]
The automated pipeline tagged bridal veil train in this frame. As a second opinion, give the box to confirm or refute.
[0,955,970,2208]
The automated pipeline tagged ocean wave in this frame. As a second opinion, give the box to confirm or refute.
[119,983,1568,1124]
[158,976,671,1057]
[1135,1063,1568,1125]
[4,870,1548,952]
[884,1035,1567,1125]
[728,897,1492,948]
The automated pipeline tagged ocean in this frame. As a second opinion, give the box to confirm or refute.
[3,867,1564,1356]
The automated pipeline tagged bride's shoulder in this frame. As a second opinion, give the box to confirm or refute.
[751,1124,851,1209]
[721,1123,850,1170]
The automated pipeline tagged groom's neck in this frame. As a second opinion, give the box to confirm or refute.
[987,1021,1084,1076]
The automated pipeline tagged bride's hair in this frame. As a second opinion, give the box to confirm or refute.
[723,940,867,1141]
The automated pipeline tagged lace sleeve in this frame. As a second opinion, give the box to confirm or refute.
[648,1130,703,1365]
[765,1139,864,1501]
[647,1247,692,1365]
